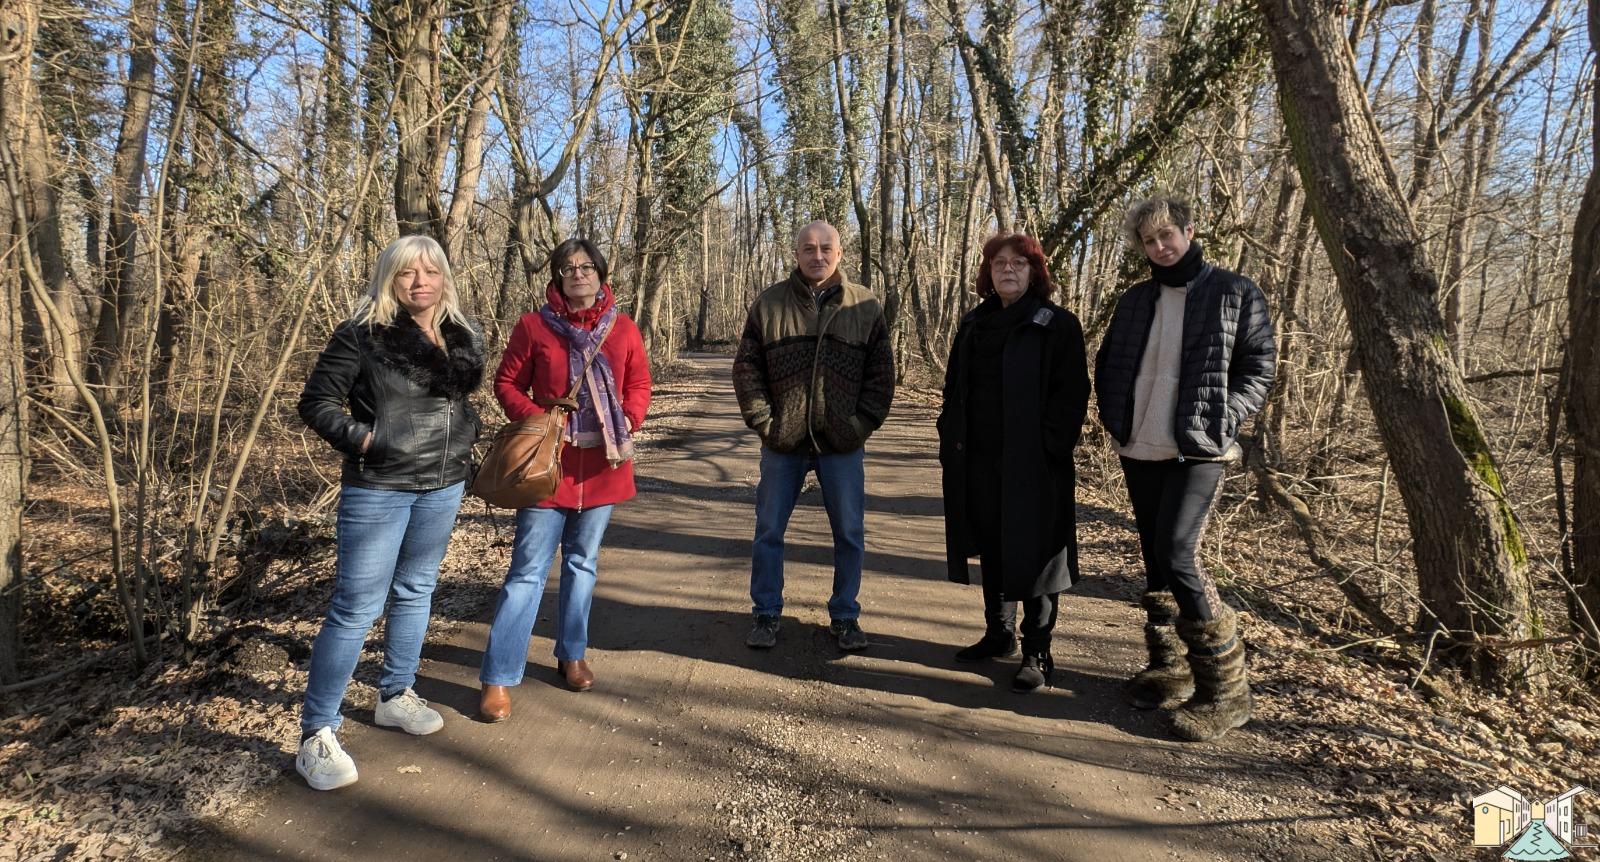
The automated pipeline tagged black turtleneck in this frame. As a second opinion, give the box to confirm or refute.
[1149,239,1205,287]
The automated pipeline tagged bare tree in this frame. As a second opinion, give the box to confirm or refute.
[1258,0,1535,686]
[0,0,1587,702]
[1566,0,1600,670]
[0,0,34,682]
[390,0,445,238]
[14,56,79,409]
[86,0,159,394]
[442,0,513,265]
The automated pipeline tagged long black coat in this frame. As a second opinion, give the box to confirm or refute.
[938,296,1091,599]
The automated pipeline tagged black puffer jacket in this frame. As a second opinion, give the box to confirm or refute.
[299,313,485,490]
[1094,265,1276,458]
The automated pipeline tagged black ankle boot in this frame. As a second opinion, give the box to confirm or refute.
[1012,651,1053,692]
[955,631,1017,663]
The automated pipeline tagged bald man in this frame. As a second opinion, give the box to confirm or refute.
[732,221,895,651]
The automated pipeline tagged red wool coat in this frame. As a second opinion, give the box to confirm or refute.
[493,285,652,510]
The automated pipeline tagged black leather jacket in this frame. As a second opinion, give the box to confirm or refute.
[298,313,485,490]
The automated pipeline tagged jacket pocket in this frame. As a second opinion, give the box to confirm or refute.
[366,417,387,465]
[823,409,866,452]
[452,403,481,473]
[847,414,869,444]
[1207,405,1238,455]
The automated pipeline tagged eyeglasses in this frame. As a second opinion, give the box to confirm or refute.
[991,259,1029,271]
[559,263,599,278]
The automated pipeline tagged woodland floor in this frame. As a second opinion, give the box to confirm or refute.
[2,353,1598,861]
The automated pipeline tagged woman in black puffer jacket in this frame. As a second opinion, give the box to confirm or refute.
[294,235,484,791]
[1094,195,1275,743]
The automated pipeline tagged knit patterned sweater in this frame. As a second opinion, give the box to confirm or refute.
[732,271,896,454]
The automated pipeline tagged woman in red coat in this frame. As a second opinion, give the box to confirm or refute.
[477,238,651,721]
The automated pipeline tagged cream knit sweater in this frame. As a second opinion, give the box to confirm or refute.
[1115,285,1188,461]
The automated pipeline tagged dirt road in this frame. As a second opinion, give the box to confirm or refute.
[203,355,1325,861]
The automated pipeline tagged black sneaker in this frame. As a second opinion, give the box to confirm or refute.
[830,618,868,651]
[954,633,1017,663]
[746,614,780,649]
[1012,652,1054,692]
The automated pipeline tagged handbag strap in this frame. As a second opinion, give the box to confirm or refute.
[538,318,616,411]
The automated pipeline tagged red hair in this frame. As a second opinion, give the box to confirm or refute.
[975,233,1055,301]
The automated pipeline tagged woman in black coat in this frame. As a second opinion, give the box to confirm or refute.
[938,233,1091,692]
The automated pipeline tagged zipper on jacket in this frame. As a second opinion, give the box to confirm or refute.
[1169,268,1213,459]
[808,296,840,454]
[1115,288,1153,449]
[361,416,382,473]
[441,401,452,486]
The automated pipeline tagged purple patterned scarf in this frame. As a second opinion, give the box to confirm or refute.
[539,301,634,466]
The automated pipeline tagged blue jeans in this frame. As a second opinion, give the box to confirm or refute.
[480,504,614,686]
[750,446,865,620]
[301,481,464,734]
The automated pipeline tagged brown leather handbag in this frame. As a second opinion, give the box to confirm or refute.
[470,322,612,509]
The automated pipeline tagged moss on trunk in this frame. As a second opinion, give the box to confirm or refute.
[1441,392,1528,566]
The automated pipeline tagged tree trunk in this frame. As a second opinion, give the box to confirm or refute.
[1259,0,1534,687]
[693,210,710,349]
[945,0,1011,232]
[876,0,905,331]
[17,59,80,410]
[826,0,874,290]
[0,231,21,682]
[629,124,659,351]
[1441,107,1499,374]
[1567,0,1600,673]
[443,0,512,265]
[0,0,35,683]
[156,0,235,404]
[357,0,393,263]
[967,0,1041,236]
[88,0,160,394]
[390,0,443,239]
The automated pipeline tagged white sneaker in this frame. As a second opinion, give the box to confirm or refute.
[373,687,444,735]
[296,727,358,791]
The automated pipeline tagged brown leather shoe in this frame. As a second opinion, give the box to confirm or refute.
[556,659,594,692]
[478,684,511,722]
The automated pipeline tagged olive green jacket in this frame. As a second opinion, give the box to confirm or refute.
[731,271,895,454]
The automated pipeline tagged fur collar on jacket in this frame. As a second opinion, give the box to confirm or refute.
[369,313,485,400]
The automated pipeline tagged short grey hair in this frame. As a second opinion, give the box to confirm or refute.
[1122,195,1194,248]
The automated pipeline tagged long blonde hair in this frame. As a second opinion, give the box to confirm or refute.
[353,235,470,329]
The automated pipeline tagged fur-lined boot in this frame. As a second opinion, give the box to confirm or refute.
[1128,591,1194,710]
[1170,607,1251,741]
